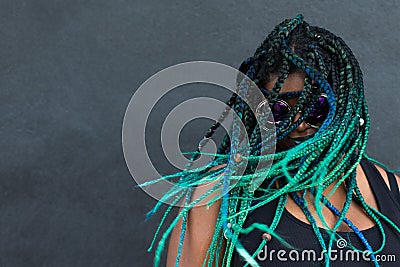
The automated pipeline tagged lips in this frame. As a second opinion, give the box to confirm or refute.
[276,133,315,151]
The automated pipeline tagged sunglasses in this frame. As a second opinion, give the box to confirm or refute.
[257,93,329,129]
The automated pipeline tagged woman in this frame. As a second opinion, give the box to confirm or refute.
[148,15,400,266]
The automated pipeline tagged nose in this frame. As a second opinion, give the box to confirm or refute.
[291,113,312,135]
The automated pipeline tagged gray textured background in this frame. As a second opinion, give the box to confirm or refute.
[1,0,399,266]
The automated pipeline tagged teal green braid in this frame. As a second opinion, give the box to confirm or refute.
[143,14,400,267]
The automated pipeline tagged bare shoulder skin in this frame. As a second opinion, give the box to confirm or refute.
[166,164,227,267]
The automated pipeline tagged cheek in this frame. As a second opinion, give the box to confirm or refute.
[286,98,299,108]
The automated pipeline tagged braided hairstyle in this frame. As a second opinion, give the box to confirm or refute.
[146,15,400,267]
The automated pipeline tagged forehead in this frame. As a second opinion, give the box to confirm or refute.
[264,71,306,93]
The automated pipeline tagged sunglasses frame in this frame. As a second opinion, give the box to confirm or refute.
[256,93,328,130]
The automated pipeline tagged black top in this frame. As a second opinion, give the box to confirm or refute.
[231,159,400,266]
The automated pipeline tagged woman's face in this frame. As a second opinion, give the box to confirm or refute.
[264,71,319,150]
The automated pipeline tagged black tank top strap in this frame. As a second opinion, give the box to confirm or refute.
[386,171,400,203]
[360,158,400,215]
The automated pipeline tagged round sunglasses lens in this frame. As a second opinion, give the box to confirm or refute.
[306,95,329,126]
[272,101,291,124]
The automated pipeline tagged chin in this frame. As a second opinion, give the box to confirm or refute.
[276,134,315,152]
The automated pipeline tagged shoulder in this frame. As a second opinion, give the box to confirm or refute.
[355,162,399,209]
[191,163,227,205]
[208,164,227,172]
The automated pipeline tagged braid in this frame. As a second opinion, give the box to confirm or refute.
[146,15,400,267]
